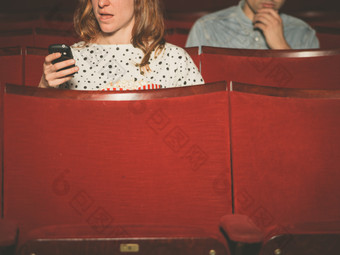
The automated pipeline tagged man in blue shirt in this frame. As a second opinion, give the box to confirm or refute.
[186,0,319,50]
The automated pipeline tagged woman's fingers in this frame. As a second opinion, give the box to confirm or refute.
[45,52,62,65]
[42,53,78,88]
[44,64,78,88]
[45,75,73,88]
[46,65,78,82]
[53,59,76,72]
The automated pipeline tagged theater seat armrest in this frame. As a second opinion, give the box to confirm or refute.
[0,220,18,247]
[220,214,264,243]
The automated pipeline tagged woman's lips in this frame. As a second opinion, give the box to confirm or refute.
[99,13,114,21]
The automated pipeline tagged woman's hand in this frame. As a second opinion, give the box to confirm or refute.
[39,52,79,88]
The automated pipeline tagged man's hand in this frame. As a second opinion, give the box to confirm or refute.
[253,8,291,49]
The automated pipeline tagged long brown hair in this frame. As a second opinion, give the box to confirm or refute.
[74,0,166,71]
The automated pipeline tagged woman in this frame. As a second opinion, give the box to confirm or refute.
[39,0,204,90]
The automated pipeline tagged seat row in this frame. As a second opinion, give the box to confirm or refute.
[1,10,340,49]
[1,46,339,90]
[1,28,340,52]
[0,81,339,255]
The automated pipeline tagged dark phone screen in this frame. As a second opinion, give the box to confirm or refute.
[48,44,76,75]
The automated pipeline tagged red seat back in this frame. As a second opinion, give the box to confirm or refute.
[163,0,234,12]
[0,47,24,85]
[185,47,200,70]
[2,82,232,243]
[34,28,79,48]
[230,82,340,235]
[0,29,35,48]
[165,28,189,48]
[39,13,74,32]
[201,46,340,89]
[0,28,78,48]
[316,27,340,49]
[0,83,3,218]
[24,47,47,86]
[0,13,40,30]
[164,11,209,30]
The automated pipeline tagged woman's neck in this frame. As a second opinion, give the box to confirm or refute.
[94,32,132,45]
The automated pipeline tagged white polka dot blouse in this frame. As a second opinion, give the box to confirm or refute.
[62,42,204,91]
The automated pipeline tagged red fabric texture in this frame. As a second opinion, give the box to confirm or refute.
[3,86,232,243]
[0,19,40,31]
[0,30,78,48]
[0,53,23,86]
[24,52,46,86]
[317,32,340,49]
[201,51,340,89]
[0,84,3,219]
[165,20,195,30]
[0,219,18,246]
[164,31,188,48]
[220,215,263,243]
[0,30,35,48]
[185,47,200,70]
[34,32,78,49]
[230,91,340,235]
[285,220,340,234]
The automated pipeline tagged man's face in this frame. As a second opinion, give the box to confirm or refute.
[245,0,286,13]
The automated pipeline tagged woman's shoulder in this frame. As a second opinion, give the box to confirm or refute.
[70,41,87,48]
[69,41,92,55]
[163,43,191,58]
[164,42,186,51]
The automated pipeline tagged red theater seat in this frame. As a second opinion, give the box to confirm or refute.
[34,28,79,48]
[1,82,232,254]
[0,13,40,30]
[0,28,78,48]
[0,29,35,48]
[0,12,74,32]
[0,219,18,255]
[24,47,47,86]
[163,0,233,12]
[0,47,24,85]
[315,27,340,49]
[223,81,340,255]
[164,11,209,30]
[39,12,74,32]
[185,47,200,70]
[200,46,340,89]
[292,10,340,29]
[0,83,3,222]
[165,28,189,48]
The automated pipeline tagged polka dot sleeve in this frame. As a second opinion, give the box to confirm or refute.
[168,45,204,87]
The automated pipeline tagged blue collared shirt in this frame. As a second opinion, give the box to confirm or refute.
[186,0,319,50]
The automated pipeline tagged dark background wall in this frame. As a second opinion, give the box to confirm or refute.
[2,0,340,13]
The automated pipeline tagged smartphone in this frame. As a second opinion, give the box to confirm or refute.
[48,44,76,76]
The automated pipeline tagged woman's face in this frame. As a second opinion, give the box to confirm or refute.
[91,0,135,43]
